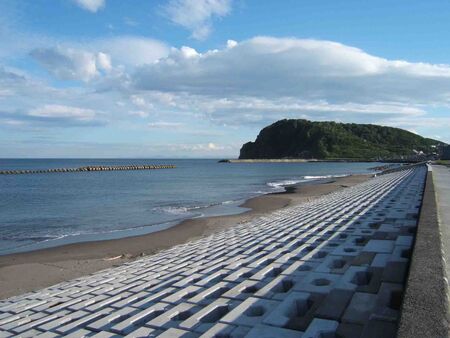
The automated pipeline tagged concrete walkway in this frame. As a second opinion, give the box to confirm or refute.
[433,165,450,282]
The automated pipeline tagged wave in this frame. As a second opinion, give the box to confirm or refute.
[153,200,237,216]
[267,179,308,188]
[303,174,349,179]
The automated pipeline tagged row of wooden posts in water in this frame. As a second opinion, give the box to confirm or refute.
[0,164,176,175]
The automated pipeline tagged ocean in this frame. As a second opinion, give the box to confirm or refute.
[0,159,382,255]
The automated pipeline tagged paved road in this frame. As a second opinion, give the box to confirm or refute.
[0,167,426,337]
[433,165,450,282]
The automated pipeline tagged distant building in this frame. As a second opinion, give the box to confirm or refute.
[443,145,450,160]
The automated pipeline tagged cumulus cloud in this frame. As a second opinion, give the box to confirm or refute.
[73,0,105,13]
[95,36,169,67]
[163,0,232,40]
[30,46,112,81]
[133,37,450,106]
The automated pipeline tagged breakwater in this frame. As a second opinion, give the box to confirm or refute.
[0,164,176,175]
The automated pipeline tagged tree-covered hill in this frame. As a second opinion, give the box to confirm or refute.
[239,119,445,160]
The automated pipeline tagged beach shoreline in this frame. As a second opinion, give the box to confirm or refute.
[0,173,371,299]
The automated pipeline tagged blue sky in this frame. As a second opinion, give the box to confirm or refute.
[0,0,449,158]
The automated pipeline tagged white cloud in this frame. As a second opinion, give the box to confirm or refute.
[133,37,450,106]
[148,121,183,129]
[129,110,149,118]
[73,0,105,13]
[95,36,169,66]
[30,46,111,81]
[96,52,112,71]
[28,104,97,121]
[163,0,232,40]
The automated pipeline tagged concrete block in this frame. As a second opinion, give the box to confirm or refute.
[281,260,318,277]
[245,324,303,338]
[179,298,237,333]
[302,318,339,338]
[146,302,199,330]
[163,285,203,305]
[314,289,354,321]
[363,240,395,253]
[123,326,160,338]
[335,322,364,338]
[293,272,341,294]
[341,292,378,325]
[220,297,279,328]
[381,262,408,283]
[222,280,267,301]
[201,323,250,338]
[87,306,139,332]
[263,291,313,329]
[360,318,397,338]
[189,282,235,306]
[55,308,112,335]
[154,328,199,337]
[254,275,301,300]
[110,302,170,335]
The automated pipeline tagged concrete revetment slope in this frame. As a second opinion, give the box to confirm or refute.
[0,166,427,337]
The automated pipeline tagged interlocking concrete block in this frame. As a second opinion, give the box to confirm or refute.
[55,308,112,335]
[360,318,397,338]
[162,285,203,305]
[293,272,341,294]
[314,289,354,321]
[110,302,170,335]
[222,280,267,301]
[123,326,161,338]
[372,283,403,322]
[201,323,250,338]
[254,275,301,300]
[50,328,93,338]
[179,298,238,333]
[146,302,199,330]
[281,260,318,277]
[341,292,378,325]
[363,240,395,253]
[381,261,408,283]
[223,267,255,283]
[87,306,139,332]
[220,297,279,328]
[335,323,364,338]
[158,328,199,338]
[262,291,311,328]
[302,318,339,338]
[188,282,235,306]
[89,331,122,337]
[249,263,284,281]
[315,255,352,274]
[37,310,87,332]
[245,324,303,338]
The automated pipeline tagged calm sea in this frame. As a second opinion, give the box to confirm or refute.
[0,159,381,255]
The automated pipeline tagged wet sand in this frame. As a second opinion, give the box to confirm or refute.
[0,174,371,299]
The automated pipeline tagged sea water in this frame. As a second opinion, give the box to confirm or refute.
[0,159,382,255]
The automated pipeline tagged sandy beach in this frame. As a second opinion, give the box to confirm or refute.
[0,174,371,299]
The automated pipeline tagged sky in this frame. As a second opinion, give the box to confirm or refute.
[0,0,449,158]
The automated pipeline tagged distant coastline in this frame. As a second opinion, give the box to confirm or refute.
[220,158,409,163]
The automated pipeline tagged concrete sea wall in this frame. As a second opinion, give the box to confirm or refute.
[0,165,433,337]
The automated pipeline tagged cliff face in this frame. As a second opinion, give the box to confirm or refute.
[239,119,444,160]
